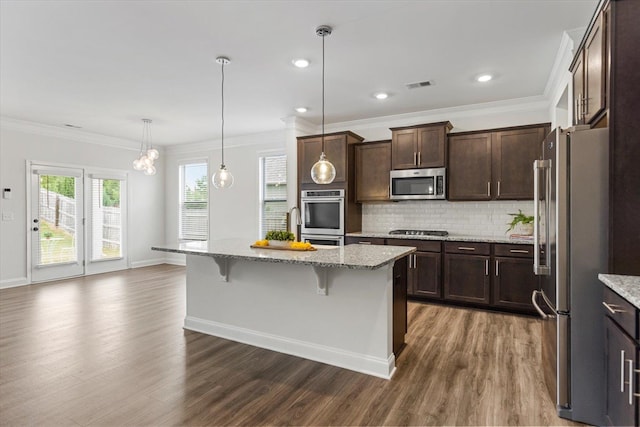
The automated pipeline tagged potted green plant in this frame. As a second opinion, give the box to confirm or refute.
[265,230,295,247]
[506,209,534,235]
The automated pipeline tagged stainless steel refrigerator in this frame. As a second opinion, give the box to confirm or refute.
[531,126,608,425]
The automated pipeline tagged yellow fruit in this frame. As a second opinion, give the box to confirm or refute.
[254,239,268,246]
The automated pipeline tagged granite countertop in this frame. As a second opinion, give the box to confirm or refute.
[152,239,415,270]
[599,274,640,309]
[346,231,534,245]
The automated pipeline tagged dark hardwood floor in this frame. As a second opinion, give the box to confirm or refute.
[0,265,578,426]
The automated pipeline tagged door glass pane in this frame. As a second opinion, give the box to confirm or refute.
[91,178,122,260]
[38,175,77,265]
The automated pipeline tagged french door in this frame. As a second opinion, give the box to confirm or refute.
[30,165,85,282]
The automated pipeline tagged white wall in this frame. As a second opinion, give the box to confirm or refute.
[163,129,287,265]
[0,118,165,287]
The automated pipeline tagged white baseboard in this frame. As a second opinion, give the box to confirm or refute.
[0,277,29,289]
[130,258,167,268]
[184,316,395,379]
[164,253,186,266]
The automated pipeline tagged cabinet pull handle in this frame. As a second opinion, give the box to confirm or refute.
[495,260,499,276]
[583,96,590,117]
[408,254,413,269]
[574,97,580,123]
[457,246,476,251]
[487,182,491,197]
[603,301,626,314]
[413,254,417,269]
[414,152,417,166]
[629,359,635,405]
[358,241,372,245]
[497,181,501,197]
[510,249,529,254]
[417,151,421,165]
[485,259,489,276]
[622,350,626,392]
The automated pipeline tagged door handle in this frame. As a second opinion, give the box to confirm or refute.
[32,227,39,232]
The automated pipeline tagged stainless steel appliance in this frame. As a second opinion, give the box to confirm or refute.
[300,234,344,246]
[389,229,448,237]
[531,126,608,425]
[300,189,344,236]
[390,167,446,200]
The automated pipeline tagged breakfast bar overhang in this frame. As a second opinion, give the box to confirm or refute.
[152,240,415,379]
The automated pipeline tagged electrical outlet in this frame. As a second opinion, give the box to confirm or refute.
[2,211,15,221]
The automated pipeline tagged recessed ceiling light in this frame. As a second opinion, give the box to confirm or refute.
[477,74,493,82]
[374,92,388,100]
[292,59,309,68]
[295,107,308,113]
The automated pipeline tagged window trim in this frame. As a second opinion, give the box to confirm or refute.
[258,153,288,239]
[178,159,209,241]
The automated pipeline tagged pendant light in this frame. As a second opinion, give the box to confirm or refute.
[132,118,157,176]
[310,25,336,185]
[212,56,234,189]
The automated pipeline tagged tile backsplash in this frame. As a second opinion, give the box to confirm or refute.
[362,200,534,238]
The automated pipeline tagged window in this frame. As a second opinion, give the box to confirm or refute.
[90,177,123,260]
[259,155,287,238]
[179,161,208,240]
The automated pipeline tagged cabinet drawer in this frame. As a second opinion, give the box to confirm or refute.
[345,236,385,245]
[494,244,534,258]
[603,286,637,338]
[444,241,490,256]
[387,238,441,252]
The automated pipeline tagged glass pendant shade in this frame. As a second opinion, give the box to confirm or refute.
[212,165,234,189]
[311,152,336,184]
[146,147,159,160]
[133,158,145,171]
[144,164,156,176]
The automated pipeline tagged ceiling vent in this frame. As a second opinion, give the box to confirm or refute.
[63,123,82,129]
[406,80,434,89]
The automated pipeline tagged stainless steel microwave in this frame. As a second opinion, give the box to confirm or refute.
[390,168,446,200]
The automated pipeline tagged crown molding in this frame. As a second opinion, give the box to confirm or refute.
[280,115,318,135]
[165,128,287,155]
[0,116,142,152]
[325,96,550,134]
[543,30,578,101]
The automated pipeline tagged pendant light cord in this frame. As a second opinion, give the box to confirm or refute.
[221,61,225,168]
[321,31,325,154]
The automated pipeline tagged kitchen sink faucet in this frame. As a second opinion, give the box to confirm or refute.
[287,206,302,241]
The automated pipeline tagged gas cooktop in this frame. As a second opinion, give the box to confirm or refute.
[389,229,449,237]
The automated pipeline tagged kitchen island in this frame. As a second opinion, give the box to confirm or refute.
[152,239,415,379]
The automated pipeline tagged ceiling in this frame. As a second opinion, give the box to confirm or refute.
[0,0,598,146]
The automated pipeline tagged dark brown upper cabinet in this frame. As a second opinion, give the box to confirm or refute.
[448,124,549,201]
[448,132,492,201]
[297,131,364,187]
[492,126,547,200]
[571,7,608,126]
[355,140,391,202]
[390,122,452,170]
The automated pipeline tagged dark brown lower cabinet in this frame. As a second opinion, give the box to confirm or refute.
[444,253,491,304]
[443,242,491,305]
[492,257,538,313]
[387,239,442,299]
[605,316,637,426]
[393,256,408,356]
[412,252,441,298]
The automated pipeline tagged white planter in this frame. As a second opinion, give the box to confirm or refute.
[518,223,534,235]
[268,240,290,248]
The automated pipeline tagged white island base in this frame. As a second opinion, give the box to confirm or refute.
[184,254,397,379]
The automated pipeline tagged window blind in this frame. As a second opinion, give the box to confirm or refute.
[91,178,122,260]
[179,162,208,240]
[260,155,287,238]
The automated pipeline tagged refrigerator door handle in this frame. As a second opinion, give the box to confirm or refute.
[532,290,557,320]
[533,159,551,275]
[531,290,548,319]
